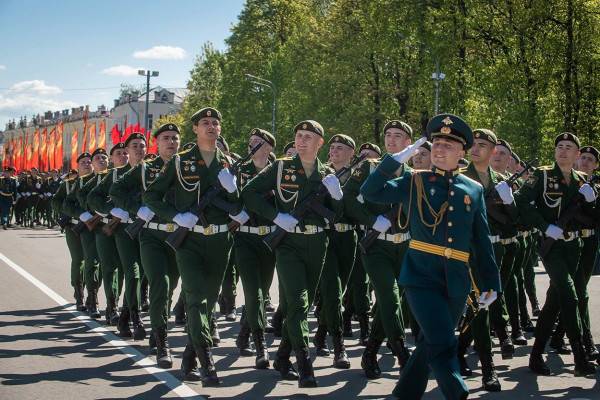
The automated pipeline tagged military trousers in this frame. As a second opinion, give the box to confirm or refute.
[80,229,100,292]
[276,231,328,351]
[535,239,583,344]
[489,241,516,333]
[220,252,238,308]
[0,197,11,225]
[96,230,122,307]
[344,249,371,316]
[176,231,231,349]
[139,227,179,331]
[505,237,526,330]
[573,235,598,334]
[362,238,408,342]
[234,231,276,332]
[65,227,84,288]
[397,286,469,400]
[114,224,142,313]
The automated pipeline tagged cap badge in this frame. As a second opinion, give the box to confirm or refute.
[302,123,307,129]
[442,116,453,125]
[441,126,451,134]
[563,133,568,139]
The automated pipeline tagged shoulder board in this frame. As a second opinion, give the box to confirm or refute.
[574,170,587,181]
[276,157,292,161]
[177,148,194,157]
[458,167,468,174]
[538,165,553,171]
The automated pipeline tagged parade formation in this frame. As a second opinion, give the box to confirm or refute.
[1,108,599,400]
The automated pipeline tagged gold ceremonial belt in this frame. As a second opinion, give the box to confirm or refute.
[409,239,470,263]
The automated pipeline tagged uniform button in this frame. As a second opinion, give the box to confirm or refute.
[449,206,454,211]
[448,237,453,243]
[448,221,453,227]
[450,191,455,196]
[449,179,453,183]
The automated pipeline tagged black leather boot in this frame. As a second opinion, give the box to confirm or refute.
[529,337,551,375]
[74,283,86,311]
[496,328,514,359]
[108,297,120,326]
[313,324,330,356]
[148,331,157,355]
[583,330,599,361]
[296,347,317,388]
[480,352,501,391]
[273,338,298,380]
[511,328,528,345]
[270,307,283,337]
[342,308,353,338]
[332,333,350,369]
[173,294,186,325]
[357,313,370,346]
[180,343,201,381]
[210,312,220,346]
[236,314,254,357]
[572,339,596,377]
[88,289,101,319]
[361,337,382,379]
[116,306,132,338]
[196,345,221,386]
[140,278,149,312]
[155,327,173,369]
[549,324,570,355]
[252,330,270,369]
[131,309,146,340]
[388,338,411,369]
[457,332,472,377]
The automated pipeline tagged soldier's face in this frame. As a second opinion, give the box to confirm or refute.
[92,154,108,172]
[78,158,92,175]
[127,139,147,165]
[360,149,380,160]
[328,143,354,166]
[193,117,221,142]
[157,131,180,159]
[491,145,510,172]
[577,153,599,175]
[384,129,411,154]
[285,147,297,157]
[412,148,431,169]
[555,141,579,167]
[248,136,272,159]
[294,130,323,158]
[111,149,129,168]
[431,138,464,171]
[469,139,494,164]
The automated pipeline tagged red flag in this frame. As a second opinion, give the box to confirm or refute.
[88,123,96,153]
[110,123,121,145]
[122,124,134,143]
[148,135,158,154]
[39,128,48,170]
[31,128,40,169]
[55,121,64,170]
[48,128,56,170]
[98,120,106,149]
[70,129,79,170]
[17,135,23,171]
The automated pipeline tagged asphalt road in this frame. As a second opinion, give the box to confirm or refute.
[1,226,599,399]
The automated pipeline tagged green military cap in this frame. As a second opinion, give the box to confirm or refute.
[268,152,276,162]
[109,142,126,155]
[294,120,324,137]
[69,169,78,175]
[4,166,15,172]
[191,107,222,123]
[328,134,355,149]
[383,120,413,137]
[427,113,473,149]
[496,139,512,153]
[216,135,229,152]
[554,132,580,148]
[283,142,295,154]
[473,128,498,145]
[91,148,107,158]
[153,123,180,138]
[182,142,196,151]
[420,140,432,152]
[580,145,599,162]
[124,132,146,147]
[230,152,241,161]
[76,152,92,162]
[358,142,382,156]
[511,151,521,164]
[144,153,157,161]
[250,128,276,148]
[458,158,469,168]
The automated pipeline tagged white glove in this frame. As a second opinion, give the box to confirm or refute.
[46,192,52,197]
[478,290,498,310]
[35,183,41,189]
[173,212,198,229]
[356,194,365,204]
[579,183,596,203]
[392,137,427,164]
[273,212,299,233]
[79,211,93,222]
[25,192,30,197]
[322,174,343,200]
[136,206,155,222]
[230,210,250,225]
[218,168,237,193]
[372,215,392,233]
[545,224,564,240]
[110,207,130,221]
[494,181,514,205]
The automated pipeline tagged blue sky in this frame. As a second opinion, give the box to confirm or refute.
[0,0,245,129]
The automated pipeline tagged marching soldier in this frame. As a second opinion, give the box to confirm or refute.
[411,140,432,170]
[110,123,182,369]
[143,107,242,386]
[0,167,18,229]
[232,128,276,369]
[344,121,414,379]
[361,114,501,400]
[242,120,344,387]
[516,132,597,376]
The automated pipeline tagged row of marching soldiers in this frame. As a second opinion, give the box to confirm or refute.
[0,167,62,229]
[50,106,599,396]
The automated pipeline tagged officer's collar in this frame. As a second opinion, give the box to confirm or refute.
[432,166,461,177]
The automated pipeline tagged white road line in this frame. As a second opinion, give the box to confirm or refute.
[0,251,205,400]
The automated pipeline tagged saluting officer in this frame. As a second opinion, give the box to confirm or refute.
[242,120,344,387]
[361,114,501,400]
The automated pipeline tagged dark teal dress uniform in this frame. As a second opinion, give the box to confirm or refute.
[361,157,501,400]
[0,175,17,226]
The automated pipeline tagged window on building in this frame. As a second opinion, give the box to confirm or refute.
[148,114,153,129]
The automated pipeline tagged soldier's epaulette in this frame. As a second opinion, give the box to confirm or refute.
[458,167,468,174]
[574,170,588,181]
[276,156,292,161]
[177,147,195,157]
[459,173,483,188]
[538,165,553,171]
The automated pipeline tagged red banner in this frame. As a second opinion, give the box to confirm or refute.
[111,123,121,145]
[70,129,79,170]
[98,120,106,149]
[48,128,56,170]
[39,128,48,170]
[88,123,96,153]
[55,121,64,170]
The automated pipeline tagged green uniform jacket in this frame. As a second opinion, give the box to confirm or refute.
[87,165,132,216]
[0,176,18,200]
[79,172,108,212]
[237,159,274,226]
[142,146,239,224]
[241,154,342,227]
[62,174,96,218]
[361,155,501,297]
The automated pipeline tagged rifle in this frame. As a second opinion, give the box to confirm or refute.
[102,216,121,236]
[85,214,103,231]
[164,142,265,250]
[358,203,400,254]
[484,159,537,225]
[262,154,366,252]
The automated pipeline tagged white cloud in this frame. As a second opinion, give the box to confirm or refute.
[133,45,186,60]
[0,95,77,113]
[101,65,144,76]
[0,65,6,71]
[9,80,62,95]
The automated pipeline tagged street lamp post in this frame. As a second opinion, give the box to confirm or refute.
[431,60,445,115]
[138,70,159,133]
[245,74,276,137]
